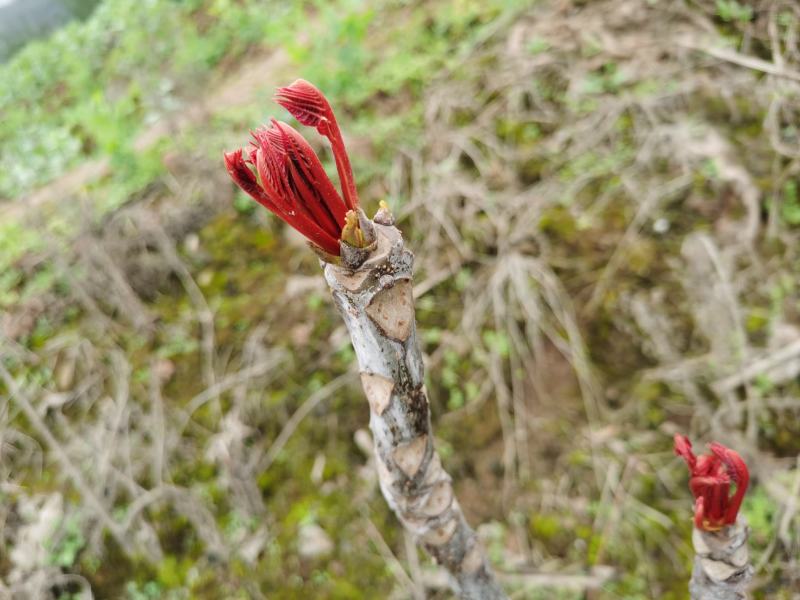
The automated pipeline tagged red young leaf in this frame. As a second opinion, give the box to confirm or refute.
[224,81,365,258]
[275,79,360,212]
[674,434,750,531]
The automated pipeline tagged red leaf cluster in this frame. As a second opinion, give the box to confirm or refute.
[674,434,749,531]
[224,80,359,256]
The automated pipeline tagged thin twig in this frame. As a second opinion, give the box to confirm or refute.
[0,364,135,557]
[679,40,800,83]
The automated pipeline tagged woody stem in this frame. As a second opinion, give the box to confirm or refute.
[690,517,753,600]
[323,220,507,599]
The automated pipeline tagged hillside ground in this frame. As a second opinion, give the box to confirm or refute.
[1,1,799,598]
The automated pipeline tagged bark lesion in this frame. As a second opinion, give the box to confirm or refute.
[402,385,430,436]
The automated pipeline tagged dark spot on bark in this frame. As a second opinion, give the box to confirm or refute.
[375,263,395,278]
[424,538,461,572]
[405,385,429,436]
[394,358,417,393]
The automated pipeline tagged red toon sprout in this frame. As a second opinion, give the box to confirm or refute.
[224,80,361,258]
[674,434,750,531]
[274,79,360,212]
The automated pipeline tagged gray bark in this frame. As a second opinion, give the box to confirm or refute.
[690,518,753,600]
[324,221,507,599]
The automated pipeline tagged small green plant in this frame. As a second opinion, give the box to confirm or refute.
[526,37,550,55]
[742,486,776,545]
[125,581,162,600]
[780,180,800,225]
[581,63,628,95]
[715,0,753,23]
[47,515,86,569]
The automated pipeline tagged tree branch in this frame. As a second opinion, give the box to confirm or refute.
[690,518,753,600]
[324,219,507,599]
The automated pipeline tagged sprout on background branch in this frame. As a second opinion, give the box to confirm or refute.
[674,434,753,600]
[674,434,749,532]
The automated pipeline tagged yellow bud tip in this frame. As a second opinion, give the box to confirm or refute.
[341,209,366,248]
